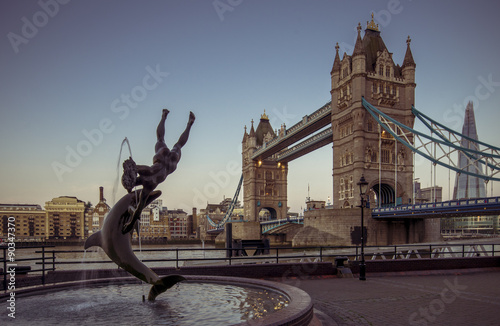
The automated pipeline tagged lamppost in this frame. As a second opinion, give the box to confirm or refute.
[357,175,368,281]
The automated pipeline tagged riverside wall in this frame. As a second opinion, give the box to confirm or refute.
[293,208,441,247]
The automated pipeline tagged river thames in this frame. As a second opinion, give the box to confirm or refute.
[14,243,225,272]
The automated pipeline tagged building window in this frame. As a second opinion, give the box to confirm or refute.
[379,65,384,76]
[385,66,391,77]
[381,149,393,163]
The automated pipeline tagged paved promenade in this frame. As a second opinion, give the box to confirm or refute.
[285,268,500,326]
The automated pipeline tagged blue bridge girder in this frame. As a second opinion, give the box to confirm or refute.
[251,102,331,161]
[260,217,304,234]
[362,97,500,182]
[372,196,500,219]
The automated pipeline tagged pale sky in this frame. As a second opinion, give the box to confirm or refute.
[1,0,500,213]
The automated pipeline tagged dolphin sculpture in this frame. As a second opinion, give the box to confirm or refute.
[84,189,185,301]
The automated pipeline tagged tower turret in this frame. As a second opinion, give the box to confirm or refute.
[331,43,341,90]
[248,119,256,149]
[402,36,416,80]
[352,23,366,75]
[351,22,367,102]
[402,35,416,107]
[242,125,248,144]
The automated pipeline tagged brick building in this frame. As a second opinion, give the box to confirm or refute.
[0,204,46,241]
[88,186,110,236]
[45,196,86,240]
[168,209,189,239]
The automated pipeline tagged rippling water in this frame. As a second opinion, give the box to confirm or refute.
[14,282,289,325]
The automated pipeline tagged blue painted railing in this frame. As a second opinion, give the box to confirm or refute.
[372,196,500,217]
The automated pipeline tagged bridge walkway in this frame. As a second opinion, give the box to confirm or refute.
[372,196,500,219]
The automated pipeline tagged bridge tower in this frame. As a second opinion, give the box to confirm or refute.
[242,112,288,222]
[331,16,416,209]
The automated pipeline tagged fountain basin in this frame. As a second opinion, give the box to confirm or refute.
[2,275,313,325]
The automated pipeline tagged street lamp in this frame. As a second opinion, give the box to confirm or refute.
[357,175,368,281]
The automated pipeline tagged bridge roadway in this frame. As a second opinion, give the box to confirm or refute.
[251,101,332,161]
[261,197,500,231]
[208,197,500,235]
[372,196,500,219]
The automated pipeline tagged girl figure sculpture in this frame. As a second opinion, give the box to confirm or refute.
[122,109,195,234]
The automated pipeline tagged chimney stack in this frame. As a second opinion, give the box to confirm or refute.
[99,186,104,202]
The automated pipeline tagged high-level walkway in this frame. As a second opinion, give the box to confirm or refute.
[292,268,500,326]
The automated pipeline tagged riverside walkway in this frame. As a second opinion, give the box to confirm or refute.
[292,268,500,326]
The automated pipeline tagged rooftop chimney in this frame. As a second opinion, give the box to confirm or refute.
[99,186,104,202]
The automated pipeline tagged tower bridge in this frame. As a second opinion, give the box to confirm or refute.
[251,101,332,162]
[207,16,500,246]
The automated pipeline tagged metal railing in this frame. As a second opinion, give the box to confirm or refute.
[1,245,56,290]
[2,242,499,291]
[372,196,500,214]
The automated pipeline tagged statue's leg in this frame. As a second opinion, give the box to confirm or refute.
[155,109,169,152]
[173,111,195,150]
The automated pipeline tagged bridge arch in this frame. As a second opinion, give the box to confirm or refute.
[371,183,395,207]
[259,207,277,221]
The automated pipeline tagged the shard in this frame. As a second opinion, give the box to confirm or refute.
[452,102,486,199]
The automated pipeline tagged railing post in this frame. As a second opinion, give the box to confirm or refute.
[462,244,465,258]
[394,245,397,259]
[175,249,179,269]
[52,249,56,272]
[429,245,432,258]
[493,244,495,257]
[356,246,359,261]
[276,248,279,264]
[42,246,46,285]
[320,247,323,262]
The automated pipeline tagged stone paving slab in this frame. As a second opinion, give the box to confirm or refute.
[286,268,500,326]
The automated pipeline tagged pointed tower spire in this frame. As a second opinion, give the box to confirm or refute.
[331,42,341,75]
[402,36,416,67]
[352,22,366,75]
[366,13,379,31]
[242,125,248,143]
[353,23,365,56]
[249,119,255,137]
[261,109,269,121]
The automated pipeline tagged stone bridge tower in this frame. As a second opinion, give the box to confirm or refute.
[242,112,288,222]
[331,16,416,209]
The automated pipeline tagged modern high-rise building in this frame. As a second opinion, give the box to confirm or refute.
[442,102,497,234]
[452,102,486,200]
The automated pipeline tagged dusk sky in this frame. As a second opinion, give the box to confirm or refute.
[2,0,500,213]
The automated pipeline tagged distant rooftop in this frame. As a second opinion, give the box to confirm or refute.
[0,204,43,211]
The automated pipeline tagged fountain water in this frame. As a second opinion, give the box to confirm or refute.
[5,276,306,325]
[112,137,133,205]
